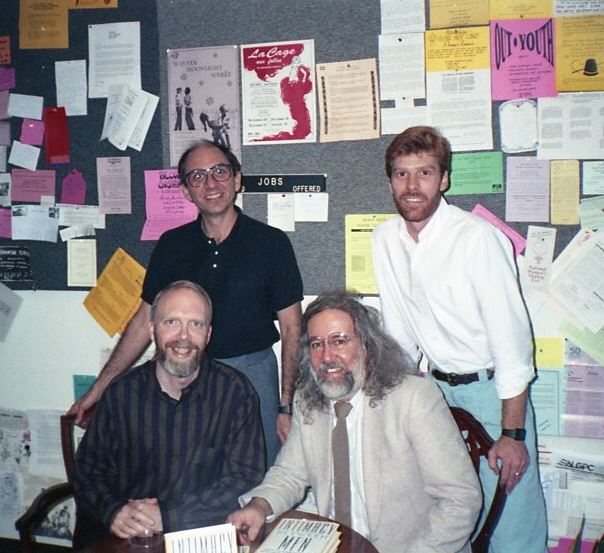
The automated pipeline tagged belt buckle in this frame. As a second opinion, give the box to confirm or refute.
[446,372,459,386]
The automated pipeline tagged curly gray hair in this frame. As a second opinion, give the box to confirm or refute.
[296,289,415,421]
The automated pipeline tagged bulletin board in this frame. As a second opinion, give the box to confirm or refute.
[0,1,161,290]
[0,0,588,294]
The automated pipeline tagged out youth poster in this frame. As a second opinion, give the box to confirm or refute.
[490,18,556,100]
[167,46,241,166]
[241,39,316,145]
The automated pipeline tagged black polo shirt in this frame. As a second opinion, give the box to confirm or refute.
[142,209,303,358]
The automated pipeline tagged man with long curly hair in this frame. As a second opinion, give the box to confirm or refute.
[229,289,481,553]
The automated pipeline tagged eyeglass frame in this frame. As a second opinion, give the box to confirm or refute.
[184,163,234,188]
[307,332,359,354]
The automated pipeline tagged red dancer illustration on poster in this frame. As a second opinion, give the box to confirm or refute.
[257,56,312,141]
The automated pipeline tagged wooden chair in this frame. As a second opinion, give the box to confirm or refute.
[15,410,94,553]
[450,406,508,553]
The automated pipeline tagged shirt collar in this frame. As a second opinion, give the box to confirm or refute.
[198,206,242,244]
[330,389,364,412]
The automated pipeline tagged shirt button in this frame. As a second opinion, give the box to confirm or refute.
[212,263,217,268]
[214,251,218,255]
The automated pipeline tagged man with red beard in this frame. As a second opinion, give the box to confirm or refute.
[228,290,481,553]
[372,126,547,553]
[72,281,265,549]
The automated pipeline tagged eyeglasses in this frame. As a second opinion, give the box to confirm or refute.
[184,164,233,188]
[308,333,357,353]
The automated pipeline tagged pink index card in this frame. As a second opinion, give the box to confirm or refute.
[61,169,86,204]
[0,66,15,91]
[0,36,11,65]
[0,90,9,119]
[20,119,45,145]
[0,207,11,238]
[0,121,10,146]
[10,168,55,203]
[471,203,526,257]
[554,538,597,553]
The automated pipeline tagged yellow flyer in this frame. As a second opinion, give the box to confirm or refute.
[555,15,604,92]
[68,0,118,8]
[425,26,490,72]
[550,160,580,226]
[19,0,68,49]
[429,0,489,30]
[345,214,397,294]
[83,248,146,337]
[490,0,552,19]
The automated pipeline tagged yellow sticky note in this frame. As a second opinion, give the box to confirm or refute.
[535,337,565,368]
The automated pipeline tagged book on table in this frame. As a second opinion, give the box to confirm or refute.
[164,523,238,553]
[255,517,341,553]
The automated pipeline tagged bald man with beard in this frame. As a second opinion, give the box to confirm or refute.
[73,280,265,550]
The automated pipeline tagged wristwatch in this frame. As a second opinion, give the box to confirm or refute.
[278,404,293,415]
[501,428,526,441]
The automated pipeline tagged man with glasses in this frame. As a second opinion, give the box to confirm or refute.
[69,140,303,468]
[228,290,481,553]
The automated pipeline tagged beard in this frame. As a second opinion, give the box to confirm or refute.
[393,191,441,224]
[311,359,364,401]
[156,339,203,379]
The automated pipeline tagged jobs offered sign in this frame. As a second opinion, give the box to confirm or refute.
[241,174,326,193]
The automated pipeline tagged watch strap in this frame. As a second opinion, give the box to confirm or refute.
[501,428,526,441]
[278,404,293,415]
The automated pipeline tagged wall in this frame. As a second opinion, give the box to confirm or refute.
[0,291,116,411]
[0,0,601,547]
[0,1,586,294]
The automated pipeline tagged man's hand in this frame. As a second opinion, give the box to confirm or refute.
[277,413,292,444]
[489,388,530,494]
[227,497,272,545]
[487,436,529,494]
[110,498,162,539]
[66,383,103,427]
[67,301,153,427]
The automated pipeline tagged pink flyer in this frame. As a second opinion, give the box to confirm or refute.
[490,19,556,101]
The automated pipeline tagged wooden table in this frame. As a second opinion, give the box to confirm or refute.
[81,510,379,553]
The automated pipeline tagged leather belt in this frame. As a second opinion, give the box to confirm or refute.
[431,368,494,386]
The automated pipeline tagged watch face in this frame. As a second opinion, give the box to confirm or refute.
[278,404,293,415]
[517,429,526,440]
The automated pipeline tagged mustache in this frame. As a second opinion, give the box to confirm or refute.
[400,193,426,200]
[166,339,198,350]
[316,362,350,378]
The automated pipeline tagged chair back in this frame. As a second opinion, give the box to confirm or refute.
[15,407,94,553]
[60,408,95,481]
[449,406,507,553]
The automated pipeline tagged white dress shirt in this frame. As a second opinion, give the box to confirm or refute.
[372,198,534,399]
[330,391,370,539]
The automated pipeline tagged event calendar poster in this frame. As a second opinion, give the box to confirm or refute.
[167,46,241,166]
[241,39,316,145]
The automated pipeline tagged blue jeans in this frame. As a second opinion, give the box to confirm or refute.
[217,347,280,469]
[433,372,548,553]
